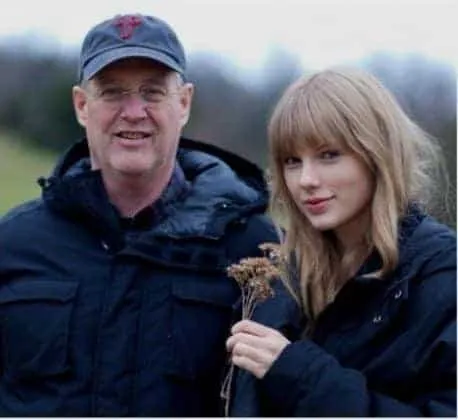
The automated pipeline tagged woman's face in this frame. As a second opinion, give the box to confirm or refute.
[283,143,374,247]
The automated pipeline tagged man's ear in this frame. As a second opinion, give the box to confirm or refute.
[179,82,194,127]
[72,85,89,128]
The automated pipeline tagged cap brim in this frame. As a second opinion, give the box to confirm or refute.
[81,46,183,81]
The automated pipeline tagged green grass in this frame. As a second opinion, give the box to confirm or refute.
[0,135,57,215]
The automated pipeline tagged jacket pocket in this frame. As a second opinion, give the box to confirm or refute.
[168,277,239,380]
[0,280,78,381]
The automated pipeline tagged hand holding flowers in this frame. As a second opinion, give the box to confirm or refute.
[226,319,290,379]
[220,242,289,415]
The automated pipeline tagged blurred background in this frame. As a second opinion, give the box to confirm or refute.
[0,0,456,226]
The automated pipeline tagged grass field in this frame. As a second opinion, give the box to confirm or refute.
[0,135,57,215]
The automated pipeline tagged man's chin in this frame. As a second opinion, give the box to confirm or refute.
[111,157,155,173]
[107,156,168,179]
[117,167,153,178]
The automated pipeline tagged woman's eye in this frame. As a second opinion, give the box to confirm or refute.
[283,156,301,166]
[319,150,341,160]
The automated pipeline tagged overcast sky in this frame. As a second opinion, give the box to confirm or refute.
[0,0,455,71]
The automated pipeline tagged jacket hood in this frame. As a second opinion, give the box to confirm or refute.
[39,137,270,244]
[48,137,268,197]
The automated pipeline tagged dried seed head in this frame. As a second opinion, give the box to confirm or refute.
[222,242,287,415]
[226,243,289,315]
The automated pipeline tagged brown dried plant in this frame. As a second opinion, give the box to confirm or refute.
[220,242,287,416]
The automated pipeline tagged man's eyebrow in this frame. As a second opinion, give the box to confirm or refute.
[92,75,118,86]
[142,76,171,85]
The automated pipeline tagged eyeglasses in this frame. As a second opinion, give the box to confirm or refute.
[92,84,180,106]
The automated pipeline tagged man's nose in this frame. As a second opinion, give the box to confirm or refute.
[119,93,148,119]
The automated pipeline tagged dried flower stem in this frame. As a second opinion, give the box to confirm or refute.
[220,243,287,416]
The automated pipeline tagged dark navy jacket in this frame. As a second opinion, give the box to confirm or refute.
[0,137,278,416]
[230,208,456,417]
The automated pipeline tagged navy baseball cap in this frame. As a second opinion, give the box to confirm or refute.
[78,14,186,82]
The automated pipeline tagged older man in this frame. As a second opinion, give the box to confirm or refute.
[0,13,278,416]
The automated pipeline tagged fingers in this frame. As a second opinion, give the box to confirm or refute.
[230,340,272,379]
[231,319,279,337]
[231,350,266,379]
[231,340,268,365]
[226,331,271,353]
[227,320,289,354]
[225,320,291,379]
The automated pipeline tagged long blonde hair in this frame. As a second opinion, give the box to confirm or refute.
[268,67,445,320]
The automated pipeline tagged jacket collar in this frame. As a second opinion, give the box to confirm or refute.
[40,137,269,247]
[353,204,428,300]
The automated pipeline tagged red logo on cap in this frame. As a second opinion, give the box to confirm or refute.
[115,15,142,39]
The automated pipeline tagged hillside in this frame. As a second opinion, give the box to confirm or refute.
[0,135,56,215]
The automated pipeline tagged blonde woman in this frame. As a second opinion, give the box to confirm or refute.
[226,68,456,416]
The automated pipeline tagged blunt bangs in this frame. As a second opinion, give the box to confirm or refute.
[269,78,351,165]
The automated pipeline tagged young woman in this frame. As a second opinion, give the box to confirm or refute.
[226,68,456,416]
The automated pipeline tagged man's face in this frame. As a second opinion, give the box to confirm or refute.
[72,58,193,182]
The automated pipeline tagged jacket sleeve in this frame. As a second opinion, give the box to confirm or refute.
[260,325,455,417]
[259,245,456,417]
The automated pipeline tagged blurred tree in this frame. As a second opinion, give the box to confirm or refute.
[184,48,303,167]
[239,47,304,167]
[0,43,455,226]
[365,53,456,226]
[0,47,82,151]
[22,70,84,151]
[184,51,252,153]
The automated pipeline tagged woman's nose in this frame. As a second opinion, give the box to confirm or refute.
[299,163,320,188]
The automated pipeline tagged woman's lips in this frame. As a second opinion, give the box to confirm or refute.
[304,197,332,214]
